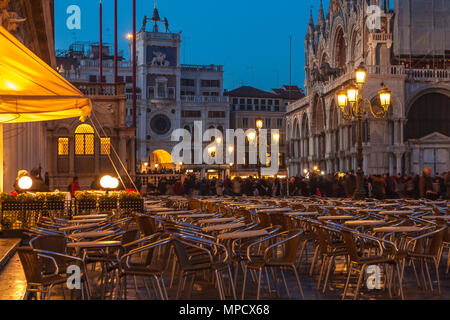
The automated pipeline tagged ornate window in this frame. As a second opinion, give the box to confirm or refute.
[58,138,69,156]
[100,138,111,155]
[75,124,94,155]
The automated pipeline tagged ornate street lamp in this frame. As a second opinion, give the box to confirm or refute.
[336,65,392,199]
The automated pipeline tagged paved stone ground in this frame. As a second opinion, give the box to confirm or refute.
[1,244,449,300]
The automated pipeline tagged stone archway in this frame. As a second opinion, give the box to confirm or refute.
[149,149,174,171]
[334,27,346,69]
[406,91,450,174]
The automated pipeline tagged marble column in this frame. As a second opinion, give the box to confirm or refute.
[388,153,394,176]
[395,152,403,175]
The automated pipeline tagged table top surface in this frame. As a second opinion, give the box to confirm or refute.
[257,208,292,213]
[153,210,193,215]
[285,211,320,216]
[218,229,268,240]
[422,215,450,220]
[145,207,173,212]
[69,230,115,239]
[317,215,355,220]
[67,240,122,248]
[59,223,99,231]
[379,210,414,215]
[373,226,423,233]
[176,213,217,219]
[202,223,246,232]
[198,217,236,224]
[67,218,106,224]
[73,214,108,219]
[344,220,387,226]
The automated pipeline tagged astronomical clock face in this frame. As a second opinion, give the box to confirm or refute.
[150,114,171,135]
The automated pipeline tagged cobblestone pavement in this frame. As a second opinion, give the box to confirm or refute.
[1,246,448,300]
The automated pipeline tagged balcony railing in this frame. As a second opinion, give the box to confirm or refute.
[181,96,229,103]
[79,60,132,68]
[181,64,223,72]
[369,32,393,42]
[73,82,125,96]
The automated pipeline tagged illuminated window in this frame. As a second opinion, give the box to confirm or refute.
[75,124,94,155]
[100,138,111,155]
[58,138,69,155]
[266,153,271,167]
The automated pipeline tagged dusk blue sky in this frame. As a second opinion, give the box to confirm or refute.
[55,0,329,91]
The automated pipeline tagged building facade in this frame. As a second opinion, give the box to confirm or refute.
[286,0,450,177]
[227,85,304,177]
[58,5,229,175]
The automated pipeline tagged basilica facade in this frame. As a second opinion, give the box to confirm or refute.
[286,0,450,177]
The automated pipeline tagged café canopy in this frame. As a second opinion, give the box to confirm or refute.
[0,25,91,123]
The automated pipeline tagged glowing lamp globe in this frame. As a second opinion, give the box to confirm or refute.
[378,84,392,111]
[18,176,33,190]
[346,85,359,104]
[337,88,348,109]
[109,177,119,189]
[355,63,367,85]
[100,175,113,189]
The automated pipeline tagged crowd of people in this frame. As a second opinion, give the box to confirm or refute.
[139,168,450,200]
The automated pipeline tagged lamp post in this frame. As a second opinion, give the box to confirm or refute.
[245,119,263,179]
[336,63,392,199]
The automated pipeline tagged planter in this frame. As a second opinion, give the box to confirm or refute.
[99,199,118,211]
[2,201,22,211]
[77,199,97,211]
[119,199,143,212]
[46,200,65,211]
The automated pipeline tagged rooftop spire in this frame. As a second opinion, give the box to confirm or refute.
[317,0,325,25]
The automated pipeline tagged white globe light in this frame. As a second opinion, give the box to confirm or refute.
[100,175,112,189]
[18,176,33,190]
[110,177,119,189]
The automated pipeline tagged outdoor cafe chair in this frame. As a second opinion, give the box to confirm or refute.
[18,247,90,300]
[171,233,236,300]
[240,229,305,300]
[340,229,405,300]
[118,235,172,300]
[403,225,448,294]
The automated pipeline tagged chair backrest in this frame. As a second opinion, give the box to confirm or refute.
[30,235,67,274]
[257,212,272,228]
[341,230,360,262]
[427,227,448,256]
[136,215,156,236]
[17,247,43,284]
[281,230,303,264]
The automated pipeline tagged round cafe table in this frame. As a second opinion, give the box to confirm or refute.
[317,215,355,221]
[217,229,268,241]
[344,220,387,227]
[202,223,245,232]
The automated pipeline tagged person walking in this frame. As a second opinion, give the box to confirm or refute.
[70,176,80,197]
[419,168,436,199]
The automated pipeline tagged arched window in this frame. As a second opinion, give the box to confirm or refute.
[75,124,94,155]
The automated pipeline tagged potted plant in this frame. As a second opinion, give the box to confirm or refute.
[46,192,66,211]
[98,193,118,211]
[119,190,143,212]
[74,191,98,212]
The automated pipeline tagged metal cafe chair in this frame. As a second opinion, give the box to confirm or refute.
[17,247,90,300]
[118,235,172,300]
[403,225,448,294]
[171,233,236,300]
[241,229,305,300]
[340,229,405,300]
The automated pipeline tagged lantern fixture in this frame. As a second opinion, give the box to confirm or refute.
[355,63,367,85]
[346,84,359,104]
[378,83,392,112]
[256,119,263,130]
